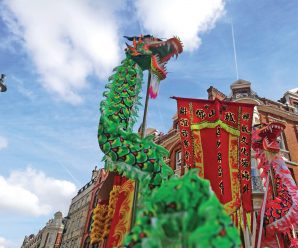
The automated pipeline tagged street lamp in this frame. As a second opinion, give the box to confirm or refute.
[0,74,7,92]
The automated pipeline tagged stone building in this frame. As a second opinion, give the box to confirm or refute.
[60,167,99,248]
[21,229,43,248]
[21,231,43,248]
[225,80,298,180]
[80,169,115,248]
[21,211,64,248]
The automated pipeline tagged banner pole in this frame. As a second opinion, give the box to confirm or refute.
[269,167,281,248]
[257,174,270,248]
[131,71,151,228]
[140,71,151,138]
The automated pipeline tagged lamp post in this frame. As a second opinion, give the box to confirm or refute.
[0,74,7,92]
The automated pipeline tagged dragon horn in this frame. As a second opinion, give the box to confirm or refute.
[133,38,137,47]
[125,42,133,49]
[124,36,138,41]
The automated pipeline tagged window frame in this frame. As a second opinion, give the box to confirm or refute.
[175,150,182,170]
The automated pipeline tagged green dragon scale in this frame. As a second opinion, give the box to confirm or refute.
[98,35,183,189]
[124,170,241,247]
[98,35,240,247]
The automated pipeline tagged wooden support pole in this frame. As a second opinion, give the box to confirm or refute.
[131,71,152,228]
[257,174,270,248]
[269,167,281,248]
[140,71,151,138]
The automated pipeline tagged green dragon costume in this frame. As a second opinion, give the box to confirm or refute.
[98,35,182,189]
[97,35,240,247]
[124,169,241,248]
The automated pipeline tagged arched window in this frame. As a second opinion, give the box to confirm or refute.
[44,233,49,246]
[83,236,90,248]
[175,121,179,131]
[294,102,298,113]
[175,150,182,170]
[278,133,286,150]
[88,214,93,232]
[93,190,100,208]
[92,243,99,248]
[251,157,264,192]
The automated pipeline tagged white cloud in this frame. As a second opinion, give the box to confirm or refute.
[135,0,225,51]
[1,0,225,103]
[2,0,125,104]
[0,136,8,150]
[0,236,12,248]
[0,167,77,216]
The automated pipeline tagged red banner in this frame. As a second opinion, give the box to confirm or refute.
[105,176,135,248]
[174,97,254,213]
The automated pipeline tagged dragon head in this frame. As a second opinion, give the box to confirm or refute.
[124,35,183,98]
[252,122,285,153]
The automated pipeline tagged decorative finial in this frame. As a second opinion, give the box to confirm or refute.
[0,74,7,92]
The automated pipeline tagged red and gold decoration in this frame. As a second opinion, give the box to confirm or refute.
[253,122,298,247]
[174,97,255,215]
[103,185,121,238]
[90,203,108,244]
[90,183,121,245]
[106,176,135,248]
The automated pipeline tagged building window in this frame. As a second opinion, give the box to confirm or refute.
[293,103,298,113]
[44,233,49,246]
[83,237,90,248]
[88,214,93,232]
[77,217,81,228]
[278,133,286,150]
[176,121,179,131]
[48,234,54,244]
[93,190,99,208]
[251,157,263,192]
[175,150,182,170]
[251,157,259,176]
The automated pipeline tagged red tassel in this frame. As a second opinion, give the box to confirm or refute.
[235,211,239,228]
[243,210,247,228]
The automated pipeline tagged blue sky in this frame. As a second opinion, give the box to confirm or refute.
[0,0,298,247]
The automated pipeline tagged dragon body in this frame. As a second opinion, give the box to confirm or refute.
[124,169,241,248]
[96,35,240,247]
[98,35,183,189]
[252,122,298,246]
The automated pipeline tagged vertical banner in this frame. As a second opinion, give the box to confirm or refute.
[238,105,254,212]
[105,176,135,248]
[174,97,254,213]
